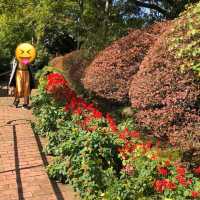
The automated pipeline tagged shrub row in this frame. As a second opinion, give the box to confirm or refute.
[82,22,167,104]
[48,8,200,153]
[32,69,200,200]
[129,5,200,152]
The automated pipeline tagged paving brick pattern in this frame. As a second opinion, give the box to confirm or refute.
[0,86,78,200]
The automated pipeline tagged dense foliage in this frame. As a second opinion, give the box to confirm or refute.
[63,50,92,93]
[49,56,64,71]
[0,1,63,71]
[169,2,200,76]
[0,0,197,73]
[32,69,200,200]
[129,4,200,154]
[128,0,199,19]
[49,50,91,94]
[82,22,167,104]
[0,0,150,73]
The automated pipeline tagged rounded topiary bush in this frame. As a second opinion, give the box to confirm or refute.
[64,51,87,88]
[49,51,91,93]
[82,22,167,104]
[129,3,200,151]
[49,56,64,71]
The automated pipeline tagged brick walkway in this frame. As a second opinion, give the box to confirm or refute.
[0,86,78,199]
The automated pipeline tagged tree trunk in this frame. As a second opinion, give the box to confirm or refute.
[77,0,84,49]
[103,0,111,44]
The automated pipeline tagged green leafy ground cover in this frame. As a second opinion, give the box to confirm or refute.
[31,67,200,200]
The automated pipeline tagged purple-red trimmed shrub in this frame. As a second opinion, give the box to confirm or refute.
[63,50,92,93]
[49,56,64,71]
[82,22,167,104]
[129,21,200,151]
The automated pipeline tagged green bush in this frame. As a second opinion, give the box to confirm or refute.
[32,70,200,200]
[169,2,200,77]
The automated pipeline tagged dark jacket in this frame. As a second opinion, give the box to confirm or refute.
[8,58,35,89]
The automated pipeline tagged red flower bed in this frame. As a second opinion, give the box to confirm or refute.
[192,191,200,199]
[158,167,168,176]
[46,73,71,101]
[154,179,176,193]
[46,72,200,199]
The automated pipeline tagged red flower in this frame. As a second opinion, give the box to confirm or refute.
[188,179,193,185]
[69,90,77,99]
[158,167,168,176]
[154,179,176,193]
[83,117,91,126]
[191,191,199,198]
[46,73,70,101]
[165,160,171,167]
[106,113,112,121]
[70,97,78,110]
[143,140,153,150]
[81,101,88,109]
[92,109,102,119]
[106,113,115,124]
[154,179,166,193]
[77,97,84,104]
[110,123,118,132]
[124,141,135,153]
[176,166,186,176]
[193,166,200,175]
[176,175,188,187]
[47,73,67,88]
[165,180,176,190]
[128,131,140,138]
[119,128,128,140]
[119,132,127,140]
[86,103,95,111]
[106,113,118,132]
[151,154,158,160]
[74,107,82,115]
[65,103,70,112]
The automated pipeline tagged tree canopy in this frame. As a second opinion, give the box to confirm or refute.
[128,0,199,19]
[0,0,197,72]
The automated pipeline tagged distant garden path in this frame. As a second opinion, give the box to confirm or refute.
[0,81,78,200]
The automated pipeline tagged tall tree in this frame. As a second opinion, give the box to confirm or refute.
[127,0,199,19]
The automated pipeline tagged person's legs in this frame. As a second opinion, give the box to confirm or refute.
[14,70,23,108]
[23,96,29,106]
[22,96,30,109]
[22,70,30,109]
[13,96,20,107]
[13,88,20,107]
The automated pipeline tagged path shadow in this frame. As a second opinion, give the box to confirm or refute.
[12,124,24,200]
[7,119,65,200]
[34,131,65,200]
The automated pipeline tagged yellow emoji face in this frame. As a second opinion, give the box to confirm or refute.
[15,43,36,65]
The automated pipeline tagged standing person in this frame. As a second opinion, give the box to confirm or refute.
[8,43,36,109]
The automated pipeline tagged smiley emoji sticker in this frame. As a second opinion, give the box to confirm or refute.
[15,43,36,65]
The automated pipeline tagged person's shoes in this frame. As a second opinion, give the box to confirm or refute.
[22,104,31,110]
[13,100,19,108]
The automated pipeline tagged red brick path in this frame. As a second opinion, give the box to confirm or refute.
[0,96,78,200]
